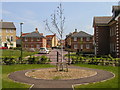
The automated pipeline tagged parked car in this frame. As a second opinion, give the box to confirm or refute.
[0,47,8,49]
[39,47,49,54]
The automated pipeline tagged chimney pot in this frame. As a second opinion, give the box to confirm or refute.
[35,28,38,32]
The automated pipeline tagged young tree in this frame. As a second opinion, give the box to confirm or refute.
[44,3,67,71]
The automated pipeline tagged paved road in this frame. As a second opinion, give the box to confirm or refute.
[34,49,68,65]
[8,66,114,90]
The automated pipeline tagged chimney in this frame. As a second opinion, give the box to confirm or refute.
[35,28,38,32]
[1,19,3,22]
[75,29,77,32]
[73,29,78,34]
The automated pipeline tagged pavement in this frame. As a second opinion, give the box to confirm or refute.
[8,49,115,90]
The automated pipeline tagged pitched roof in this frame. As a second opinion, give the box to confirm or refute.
[112,6,120,12]
[93,16,112,26]
[0,22,16,29]
[22,33,30,36]
[46,35,55,38]
[71,31,92,37]
[22,31,45,38]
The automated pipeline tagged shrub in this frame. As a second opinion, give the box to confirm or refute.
[40,55,51,64]
[27,56,36,64]
[3,56,16,65]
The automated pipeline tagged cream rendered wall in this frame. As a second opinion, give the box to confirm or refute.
[1,28,16,48]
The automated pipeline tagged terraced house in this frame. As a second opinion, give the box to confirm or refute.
[93,5,120,58]
[65,29,94,53]
[0,21,16,48]
[22,28,46,50]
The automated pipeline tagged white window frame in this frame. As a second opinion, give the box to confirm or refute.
[74,44,77,49]
[31,45,34,48]
[86,44,90,49]
[31,38,33,41]
[86,37,90,41]
[74,37,77,41]
[10,36,13,41]
[10,29,13,33]
[37,38,40,41]
[36,44,40,48]
[81,44,83,49]
[6,29,9,33]
[25,38,28,41]
[81,37,83,41]
[6,36,10,42]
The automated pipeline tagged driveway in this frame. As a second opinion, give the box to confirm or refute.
[34,49,68,65]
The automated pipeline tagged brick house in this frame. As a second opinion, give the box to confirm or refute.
[46,34,58,48]
[93,6,120,58]
[65,29,94,53]
[0,21,16,48]
[22,28,46,50]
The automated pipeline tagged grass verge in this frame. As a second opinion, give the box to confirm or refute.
[74,63,119,89]
[2,64,54,88]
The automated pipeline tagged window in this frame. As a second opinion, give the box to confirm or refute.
[74,44,77,49]
[6,36,10,41]
[86,44,90,49]
[86,37,90,41]
[80,37,83,41]
[81,44,83,49]
[37,38,40,41]
[6,29,9,33]
[0,29,1,33]
[25,38,28,41]
[74,37,77,41]
[36,44,40,48]
[10,36,13,41]
[25,45,28,48]
[31,45,34,48]
[31,38,33,41]
[10,29,13,33]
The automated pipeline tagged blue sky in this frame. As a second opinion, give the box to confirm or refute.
[2,2,118,39]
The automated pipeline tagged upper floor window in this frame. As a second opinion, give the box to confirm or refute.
[37,38,40,41]
[80,37,83,41]
[74,37,77,41]
[10,29,13,33]
[31,38,34,41]
[86,37,90,41]
[86,44,90,49]
[6,29,9,33]
[25,38,28,41]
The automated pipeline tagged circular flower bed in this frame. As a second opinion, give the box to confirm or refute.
[26,68,97,80]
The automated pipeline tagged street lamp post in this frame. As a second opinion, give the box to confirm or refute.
[20,22,23,62]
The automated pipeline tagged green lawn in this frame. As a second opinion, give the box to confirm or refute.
[2,64,54,89]
[1,49,38,58]
[74,63,119,89]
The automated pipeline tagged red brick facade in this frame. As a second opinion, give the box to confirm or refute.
[93,6,120,58]
[22,28,46,50]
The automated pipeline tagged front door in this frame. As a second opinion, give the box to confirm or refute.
[4,43,7,47]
